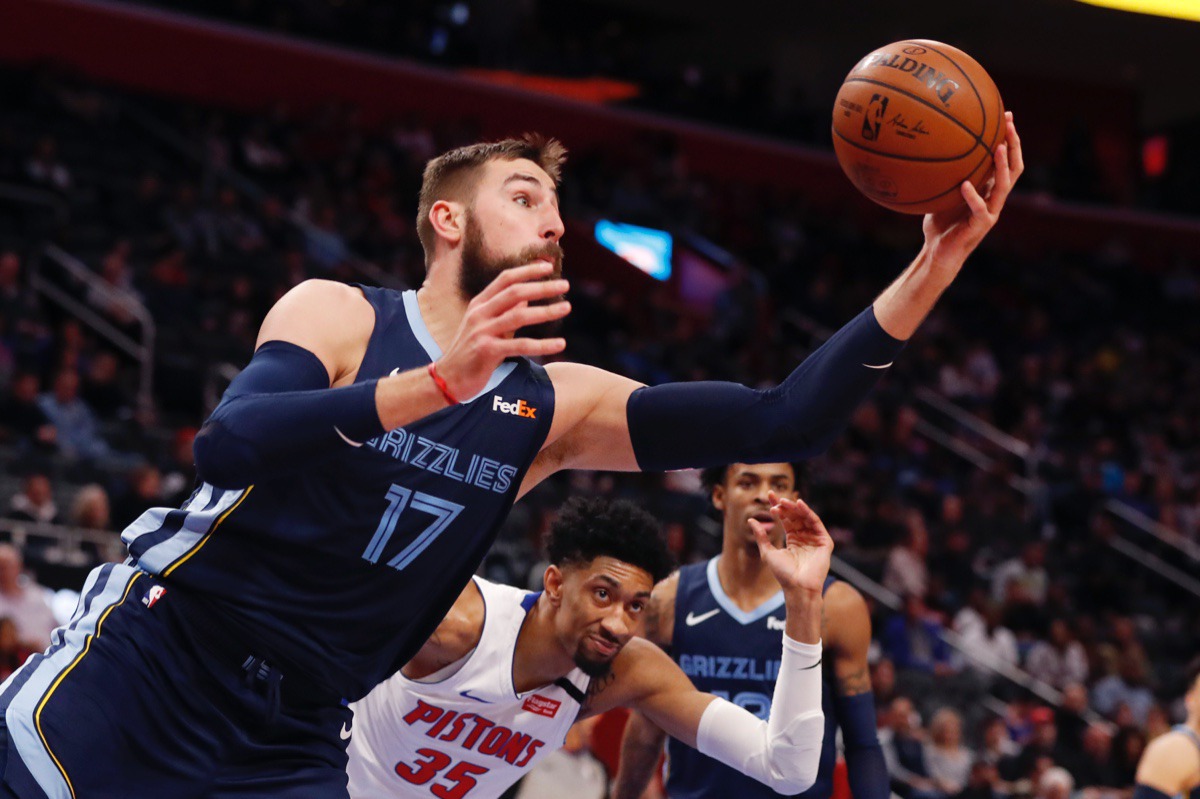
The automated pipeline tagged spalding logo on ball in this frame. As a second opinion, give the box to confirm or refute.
[832,40,1005,214]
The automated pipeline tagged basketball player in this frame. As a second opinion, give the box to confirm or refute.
[348,493,832,799]
[1133,656,1200,799]
[0,120,1023,799]
[611,462,887,799]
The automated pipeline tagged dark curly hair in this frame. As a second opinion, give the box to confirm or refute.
[547,497,675,583]
[699,462,808,494]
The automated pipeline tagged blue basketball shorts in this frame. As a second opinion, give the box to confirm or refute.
[0,563,353,799]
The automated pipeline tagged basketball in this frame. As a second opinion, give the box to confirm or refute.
[832,40,1005,215]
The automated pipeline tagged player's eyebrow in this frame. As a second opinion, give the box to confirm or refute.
[594,573,651,599]
[502,172,559,205]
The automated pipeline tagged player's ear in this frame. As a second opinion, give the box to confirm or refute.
[711,484,726,512]
[429,200,465,246]
[543,565,564,606]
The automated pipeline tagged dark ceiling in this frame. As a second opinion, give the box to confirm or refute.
[580,0,1200,130]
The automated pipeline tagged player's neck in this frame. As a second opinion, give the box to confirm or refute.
[716,545,780,610]
[511,597,575,694]
[416,267,469,355]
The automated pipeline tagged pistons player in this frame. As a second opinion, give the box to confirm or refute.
[347,493,835,798]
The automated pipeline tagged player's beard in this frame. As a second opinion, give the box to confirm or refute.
[573,634,620,678]
[459,214,565,340]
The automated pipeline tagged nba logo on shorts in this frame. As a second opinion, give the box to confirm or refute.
[143,585,167,609]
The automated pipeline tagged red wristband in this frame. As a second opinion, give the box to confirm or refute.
[427,361,460,406]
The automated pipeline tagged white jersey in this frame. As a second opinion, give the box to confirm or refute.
[347,577,591,799]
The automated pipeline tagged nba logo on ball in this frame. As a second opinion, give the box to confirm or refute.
[832,39,1004,215]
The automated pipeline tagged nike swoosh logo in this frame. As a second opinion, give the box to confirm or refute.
[389,367,401,377]
[863,361,893,370]
[339,722,353,740]
[334,426,364,447]
[459,689,492,703]
[685,609,721,626]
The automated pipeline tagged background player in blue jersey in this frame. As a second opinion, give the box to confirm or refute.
[0,125,1021,799]
[1132,656,1200,799]
[612,461,889,799]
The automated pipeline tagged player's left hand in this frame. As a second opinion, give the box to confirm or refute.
[749,492,834,595]
[921,111,1024,269]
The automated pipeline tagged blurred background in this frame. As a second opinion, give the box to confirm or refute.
[0,0,1197,797]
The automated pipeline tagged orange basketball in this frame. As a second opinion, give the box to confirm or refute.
[832,40,1005,215]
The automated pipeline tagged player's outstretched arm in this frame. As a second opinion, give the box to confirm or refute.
[195,265,568,488]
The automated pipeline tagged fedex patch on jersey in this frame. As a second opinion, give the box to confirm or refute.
[522,695,560,718]
[492,396,537,419]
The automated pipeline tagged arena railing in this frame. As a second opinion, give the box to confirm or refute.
[784,308,1200,601]
[0,518,126,566]
[33,244,157,414]
[829,554,1112,728]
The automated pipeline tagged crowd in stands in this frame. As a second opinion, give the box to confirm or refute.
[0,61,1196,799]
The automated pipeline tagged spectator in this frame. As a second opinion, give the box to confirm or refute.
[925,708,974,796]
[1013,707,1065,779]
[81,351,130,420]
[25,135,71,192]
[883,519,930,598]
[68,484,110,531]
[159,426,198,508]
[883,594,955,676]
[111,464,163,531]
[0,616,32,681]
[36,368,111,461]
[1025,619,1089,691]
[978,715,1021,773]
[881,696,939,799]
[953,591,1019,681]
[1054,682,1091,751]
[1093,654,1156,725]
[1069,724,1121,795]
[991,541,1049,606]
[0,544,57,651]
[1035,767,1074,799]
[7,473,58,524]
[1109,726,1147,787]
[0,372,57,449]
[955,761,1003,799]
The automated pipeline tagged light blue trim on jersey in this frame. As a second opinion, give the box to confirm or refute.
[121,483,244,574]
[705,556,785,625]
[4,563,142,799]
[401,290,516,403]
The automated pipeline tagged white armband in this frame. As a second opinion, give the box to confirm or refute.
[695,635,824,794]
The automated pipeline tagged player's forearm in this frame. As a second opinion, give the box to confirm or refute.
[784,591,822,645]
[871,243,959,341]
[194,341,451,488]
[626,307,903,471]
[613,713,667,799]
[694,635,824,794]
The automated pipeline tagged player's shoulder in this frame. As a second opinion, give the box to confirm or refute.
[258,279,374,357]
[1141,729,1200,773]
[823,580,868,619]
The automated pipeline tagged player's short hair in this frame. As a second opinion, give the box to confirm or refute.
[416,133,567,265]
[547,497,675,584]
[699,462,808,494]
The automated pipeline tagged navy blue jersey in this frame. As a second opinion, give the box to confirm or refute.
[666,559,838,799]
[120,286,555,701]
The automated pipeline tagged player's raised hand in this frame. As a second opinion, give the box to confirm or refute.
[749,492,834,595]
[922,111,1024,268]
[436,262,570,400]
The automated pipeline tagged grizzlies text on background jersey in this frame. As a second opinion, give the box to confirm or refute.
[666,559,839,799]
[0,285,555,799]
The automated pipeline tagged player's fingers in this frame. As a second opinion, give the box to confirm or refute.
[962,180,989,219]
[476,279,569,319]
[486,301,571,335]
[748,519,773,554]
[472,262,556,304]
[1007,113,1025,176]
[496,336,567,358]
